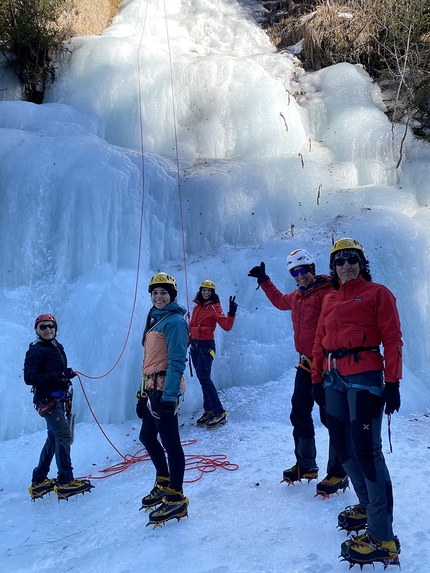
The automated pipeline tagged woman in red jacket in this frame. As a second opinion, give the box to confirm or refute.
[189,280,237,429]
[312,238,402,567]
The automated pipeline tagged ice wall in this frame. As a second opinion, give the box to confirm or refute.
[1,0,430,441]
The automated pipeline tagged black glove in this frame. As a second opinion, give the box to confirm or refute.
[311,382,325,408]
[228,295,238,316]
[382,381,400,415]
[65,368,77,379]
[248,262,269,286]
[159,398,176,421]
[136,396,148,420]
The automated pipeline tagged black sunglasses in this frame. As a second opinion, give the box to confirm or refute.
[334,256,360,267]
[39,324,56,331]
[290,267,310,277]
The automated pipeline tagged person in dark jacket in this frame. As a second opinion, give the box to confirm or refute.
[312,238,402,567]
[24,314,93,500]
[137,272,189,528]
[189,280,237,429]
[248,249,347,497]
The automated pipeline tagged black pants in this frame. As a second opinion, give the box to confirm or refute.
[190,338,224,415]
[324,370,394,540]
[32,401,73,485]
[291,365,345,477]
[139,392,185,492]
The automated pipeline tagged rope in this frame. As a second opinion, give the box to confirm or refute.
[162,0,190,320]
[78,438,239,482]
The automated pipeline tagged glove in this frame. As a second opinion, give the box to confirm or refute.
[136,395,148,420]
[382,381,400,415]
[228,295,238,317]
[311,382,325,408]
[159,398,176,420]
[248,262,269,286]
[62,368,76,379]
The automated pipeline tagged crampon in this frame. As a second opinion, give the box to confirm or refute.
[315,475,349,499]
[281,464,318,486]
[54,479,94,500]
[28,478,58,500]
[146,495,189,529]
[340,533,401,569]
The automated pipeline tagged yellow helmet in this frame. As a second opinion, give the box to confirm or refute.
[148,272,178,292]
[330,238,365,269]
[200,279,216,290]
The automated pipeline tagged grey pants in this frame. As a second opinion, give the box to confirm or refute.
[324,370,394,541]
[32,401,74,485]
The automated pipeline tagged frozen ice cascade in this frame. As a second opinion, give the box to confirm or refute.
[0,0,430,441]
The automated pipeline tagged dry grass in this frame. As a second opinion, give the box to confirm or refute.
[264,1,380,70]
[62,0,121,37]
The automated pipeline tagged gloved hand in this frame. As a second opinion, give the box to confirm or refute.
[159,398,176,421]
[228,295,238,317]
[65,368,77,379]
[311,382,325,408]
[382,381,400,415]
[248,262,269,286]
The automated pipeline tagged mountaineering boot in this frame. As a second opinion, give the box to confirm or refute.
[338,504,367,532]
[147,487,189,529]
[54,478,94,500]
[206,411,227,429]
[316,474,349,497]
[282,464,318,484]
[340,532,401,567]
[28,478,58,500]
[196,411,213,427]
[140,476,170,510]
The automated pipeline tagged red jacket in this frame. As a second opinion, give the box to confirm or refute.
[190,300,235,340]
[312,275,403,384]
[261,275,332,357]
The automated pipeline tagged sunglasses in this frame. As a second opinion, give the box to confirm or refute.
[39,324,56,331]
[334,256,360,267]
[290,267,310,277]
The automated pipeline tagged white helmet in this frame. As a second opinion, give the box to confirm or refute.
[286,249,315,271]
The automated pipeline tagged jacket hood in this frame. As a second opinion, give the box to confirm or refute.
[151,301,187,319]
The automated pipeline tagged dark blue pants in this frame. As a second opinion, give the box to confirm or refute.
[190,339,224,415]
[291,365,345,476]
[324,370,394,540]
[32,401,73,485]
[139,392,185,492]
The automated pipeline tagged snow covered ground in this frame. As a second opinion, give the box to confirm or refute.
[2,374,430,573]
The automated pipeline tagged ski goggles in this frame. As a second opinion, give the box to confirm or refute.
[39,323,56,330]
[290,267,310,277]
[334,255,360,267]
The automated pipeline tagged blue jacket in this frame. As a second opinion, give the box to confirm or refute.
[142,301,188,402]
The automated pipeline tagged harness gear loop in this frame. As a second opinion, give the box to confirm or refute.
[297,355,312,374]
